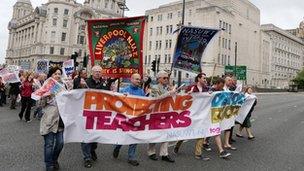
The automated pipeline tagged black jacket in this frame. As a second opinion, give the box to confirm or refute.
[9,82,21,95]
[85,76,117,90]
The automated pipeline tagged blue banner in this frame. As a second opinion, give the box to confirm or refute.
[172,26,218,73]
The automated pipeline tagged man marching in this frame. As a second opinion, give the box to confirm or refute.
[147,70,176,163]
[112,73,145,166]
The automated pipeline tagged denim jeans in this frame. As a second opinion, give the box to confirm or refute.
[81,143,98,161]
[43,131,64,169]
[114,144,137,160]
[34,106,43,119]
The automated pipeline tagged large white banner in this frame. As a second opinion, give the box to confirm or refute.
[56,90,254,145]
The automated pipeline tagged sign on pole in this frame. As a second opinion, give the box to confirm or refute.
[225,65,247,80]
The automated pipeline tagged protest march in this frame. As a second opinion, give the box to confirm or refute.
[0,16,258,170]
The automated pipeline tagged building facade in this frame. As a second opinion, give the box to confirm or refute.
[144,0,262,86]
[261,24,304,88]
[6,0,125,70]
[287,20,304,40]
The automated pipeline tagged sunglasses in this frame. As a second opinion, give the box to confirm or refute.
[161,77,169,80]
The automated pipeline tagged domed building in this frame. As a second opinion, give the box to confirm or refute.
[6,0,127,70]
[287,19,304,40]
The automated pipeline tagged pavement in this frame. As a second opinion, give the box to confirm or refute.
[0,92,304,171]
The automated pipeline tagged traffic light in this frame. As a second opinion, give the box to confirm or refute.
[151,60,156,72]
[71,52,79,66]
[83,55,88,68]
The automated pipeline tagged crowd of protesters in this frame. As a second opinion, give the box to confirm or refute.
[0,66,257,171]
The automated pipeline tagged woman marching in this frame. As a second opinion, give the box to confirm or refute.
[18,72,34,122]
[236,86,257,140]
[40,67,65,171]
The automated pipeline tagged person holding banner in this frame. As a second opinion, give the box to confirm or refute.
[113,73,145,166]
[236,86,257,140]
[18,72,34,122]
[209,78,232,159]
[147,70,176,163]
[223,76,237,150]
[80,65,117,168]
[40,67,65,171]
[174,73,212,161]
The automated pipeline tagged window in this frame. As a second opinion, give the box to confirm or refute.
[50,47,54,54]
[167,13,172,19]
[78,35,85,45]
[178,11,181,17]
[223,22,226,30]
[160,26,162,35]
[157,14,162,21]
[105,0,109,8]
[218,54,220,64]
[169,40,172,48]
[61,32,66,41]
[219,20,222,28]
[165,40,168,49]
[111,0,115,9]
[189,10,192,16]
[155,41,158,50]
[170,25,173,33]
[224,55,227,65]
[150,16,153,22]
[228,40,231,50]
[145,55,147,64]
[60,48,65,55]
[222,38,225,48]
[229,24,231,34]
[222,54,224,65]
[149,28,153,36]
[51,31,56,41]
[149,41,152,50]
[148,55,151,64]
[186,73,189,78]
[156,27,159,35]
[63,19,68,28]
[159,40,162,49]
[225,39,227,49]
[166,25,169,34]
[168,54,171,63]
[64,9,69,15]
[188,22,192,26]
[52,18,57,26]
[165,54,167,63]
[219,37,221,47]
[54,8,58,14]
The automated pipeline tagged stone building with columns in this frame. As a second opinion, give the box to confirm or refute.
[5,0,126,70]
[261,24,304,89]
[143,0,262,86]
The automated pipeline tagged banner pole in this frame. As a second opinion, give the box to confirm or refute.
[177,0,186,87]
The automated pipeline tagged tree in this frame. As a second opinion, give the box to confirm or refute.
[292,68,304,89]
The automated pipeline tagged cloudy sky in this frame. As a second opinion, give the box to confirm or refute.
[0,0,303,64]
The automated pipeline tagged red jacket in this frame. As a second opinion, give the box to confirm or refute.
[185,84,209,93]
[21,80,33,97]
